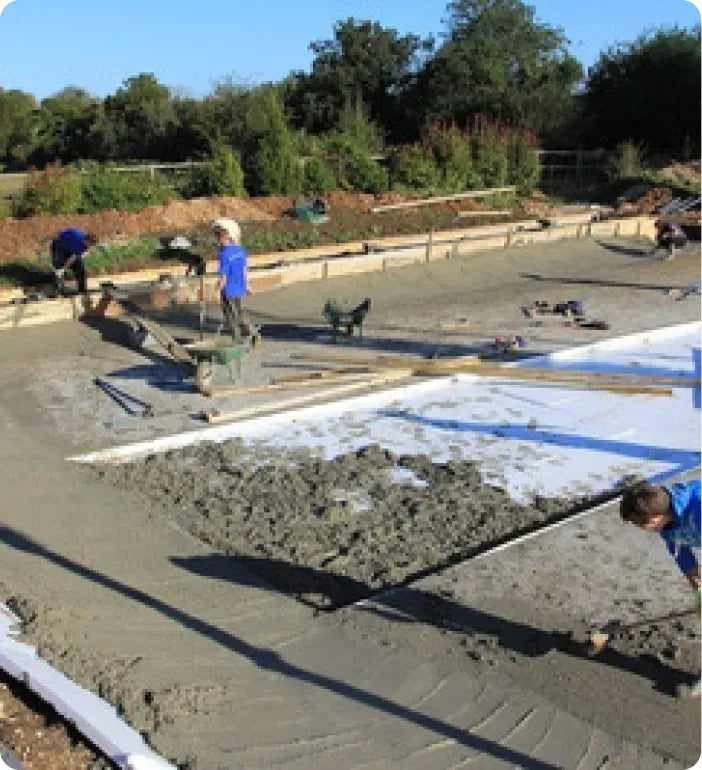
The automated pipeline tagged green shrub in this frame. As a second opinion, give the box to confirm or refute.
[472,131,510,188]
[79,164,175,213]
[14,163,83,216]
[302,156,338,195]
[605,141,644,181]
[508,132,540,194]
[325,135,388,193]
[185,144,246,197]
[243,90,302,195]
[86,236,162,274]
[389,144,442,191]
[422,125,483,192]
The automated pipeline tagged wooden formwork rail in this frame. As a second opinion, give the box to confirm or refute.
[0,216,656,331]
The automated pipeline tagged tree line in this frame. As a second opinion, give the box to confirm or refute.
[0,0,699,183]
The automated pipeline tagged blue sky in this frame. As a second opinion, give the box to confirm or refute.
[0,0,699,100]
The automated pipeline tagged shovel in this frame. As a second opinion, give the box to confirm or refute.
[589,607,697,655]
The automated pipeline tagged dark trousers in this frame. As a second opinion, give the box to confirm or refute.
[51,241,87,293]
[221,294,248,341]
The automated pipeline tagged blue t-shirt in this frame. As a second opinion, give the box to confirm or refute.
[660,480,701,574]
[218,244,247,299]
[54,228,90,257]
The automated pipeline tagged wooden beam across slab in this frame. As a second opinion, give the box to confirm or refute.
[290,352,687,396]
[202,371,377,398]
[203,369,415,423]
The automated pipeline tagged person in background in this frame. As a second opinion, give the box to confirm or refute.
[50,228,99,294]
[653,220,687,260]
[212,218,250,341]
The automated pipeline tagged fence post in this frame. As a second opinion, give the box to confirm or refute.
[576,151,583,186]
[425,230,434,262]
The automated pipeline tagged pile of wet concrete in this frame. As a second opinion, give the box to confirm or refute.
[96,441,577,609]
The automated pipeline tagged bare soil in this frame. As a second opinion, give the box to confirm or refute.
[0,675,111,769]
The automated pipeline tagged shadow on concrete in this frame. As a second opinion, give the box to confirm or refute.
[520,272,691,294]
[170,552,697,699]
[594,239,653,258]
[0,262,55,290]
[0,525,560,770]
[373,411,701,479]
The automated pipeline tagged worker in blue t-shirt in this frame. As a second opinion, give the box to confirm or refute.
[619,479,701,696]
[212,219,250,341]
[50,228,98,294]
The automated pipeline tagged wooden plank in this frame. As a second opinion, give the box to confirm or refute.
[325,254,388,278]
[111,295,194,365]
[291,352,430,370]
[272,367,372,383]
[371,188,517,213]
[203,371,381,398]
[204,370,414,424]
[0,295,91,330]
[290,352,686,394]
[279,262,325,285]
[456,210,512,217]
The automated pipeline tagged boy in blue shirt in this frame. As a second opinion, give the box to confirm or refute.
[620,479,701,695]
[212,219,250,341]
[51,228,98,294]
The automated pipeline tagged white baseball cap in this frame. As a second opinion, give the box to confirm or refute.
[212,218,241,242]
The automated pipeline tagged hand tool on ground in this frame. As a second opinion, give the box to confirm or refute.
[588,607,697,655]
[94,377,154,418]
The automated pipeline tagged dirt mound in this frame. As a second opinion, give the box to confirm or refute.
[0,195,296,263]
[657,161,701,187]
[634,186,673,214]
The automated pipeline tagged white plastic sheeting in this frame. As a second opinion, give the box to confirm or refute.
[72,322,701,503]
[0,607,174,768]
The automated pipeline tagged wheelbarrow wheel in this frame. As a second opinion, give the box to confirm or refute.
[126,322,149,350]
[195,359,214,394]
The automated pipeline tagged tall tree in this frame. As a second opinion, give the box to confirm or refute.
[200,79,252,151]
[103,73,176,160]
[581,26,701,155]
[32,87,102,164]
[285,18,432,139]
[0,88,37,169]
[412,0,582,139]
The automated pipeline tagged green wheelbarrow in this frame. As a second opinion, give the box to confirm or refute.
[185,336,258,394]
